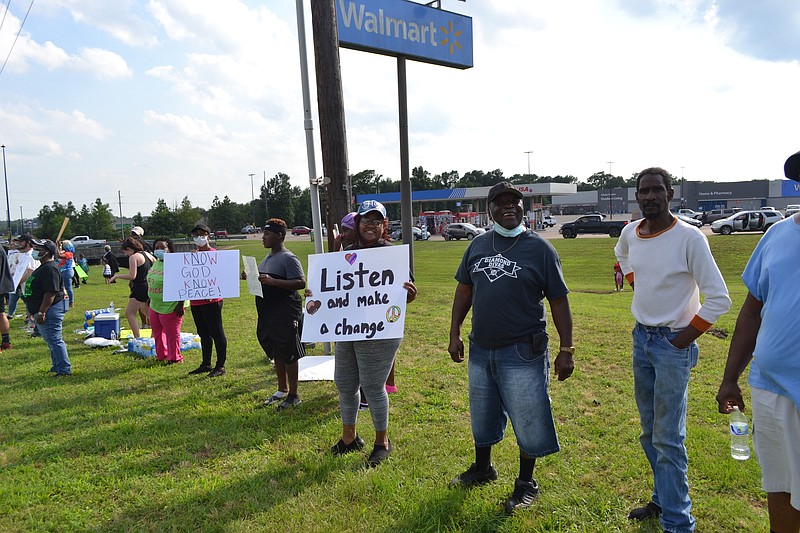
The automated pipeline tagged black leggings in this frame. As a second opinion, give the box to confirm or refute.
[190,302,227,368]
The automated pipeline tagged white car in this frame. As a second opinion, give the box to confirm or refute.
[711,210,784,234]
[785,204,800,217]
[542,215,557,228]
[678,209,701,219]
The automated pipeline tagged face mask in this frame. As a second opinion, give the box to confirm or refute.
[34,250,48,260]
[154,249,166,260]
[493,222,526,238]
[193,235,208,246]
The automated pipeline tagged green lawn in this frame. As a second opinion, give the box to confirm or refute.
[0,234,769,532]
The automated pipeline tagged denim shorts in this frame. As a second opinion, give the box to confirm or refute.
[468,338,560,457]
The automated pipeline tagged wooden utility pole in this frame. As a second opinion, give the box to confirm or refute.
[310,0,352,250]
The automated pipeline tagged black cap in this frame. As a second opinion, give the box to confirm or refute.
[15,233,34,244]
[190,223,211,235]
[487,181,523,203]
[785,151,800,182]
[32,238,57,257]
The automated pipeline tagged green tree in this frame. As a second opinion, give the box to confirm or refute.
[350,169,382,195]
[264,173,295,225]
[147,199,175,236]
[174,197,202,236]
[36,201,77,240]
[87,199,115,239]
[207,196,239,232]
[411,166,431,190]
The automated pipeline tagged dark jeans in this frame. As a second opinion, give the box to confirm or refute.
[190,302,227,368]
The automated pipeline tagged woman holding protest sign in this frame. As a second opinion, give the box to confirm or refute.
[111,238,156,339]
[250,218,306,410]
[327,200,417,467]
[147,238,186,364]
[186,223,228,378]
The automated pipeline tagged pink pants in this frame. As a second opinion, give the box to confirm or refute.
[149,308,183,362]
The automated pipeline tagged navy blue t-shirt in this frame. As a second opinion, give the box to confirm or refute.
[455,230,569,348]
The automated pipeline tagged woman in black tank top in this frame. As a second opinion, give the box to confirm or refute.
[111,238,156,339]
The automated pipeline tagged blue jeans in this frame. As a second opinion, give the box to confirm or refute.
[8,290,20,316]
[468,338,560,457]
[39,299,71,375]
[632,323,699,533]
[61,268,74,305]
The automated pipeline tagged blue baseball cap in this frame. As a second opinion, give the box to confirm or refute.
[357,200,386,218]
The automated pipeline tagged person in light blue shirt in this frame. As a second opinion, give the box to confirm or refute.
[717,150,800,533]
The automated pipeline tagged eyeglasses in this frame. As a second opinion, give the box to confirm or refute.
[360,218,383,226]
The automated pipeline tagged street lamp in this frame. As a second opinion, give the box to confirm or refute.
[607,161,614,220]
[1,145,10,240]
[524,150,534,177]
[249,173,255,202]
[680,166,685,209]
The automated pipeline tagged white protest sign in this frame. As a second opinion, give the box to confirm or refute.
[242,255,263,297]
[301,245,409,342]
[163,250,241,301]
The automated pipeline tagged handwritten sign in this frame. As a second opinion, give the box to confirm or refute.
[301,245,409,342]
[163,250,240,301]
[242,256,263,297]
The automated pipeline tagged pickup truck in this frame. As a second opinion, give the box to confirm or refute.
[559,215,628,238]
[69,235,107,246]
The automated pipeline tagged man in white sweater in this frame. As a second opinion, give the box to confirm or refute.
[615,167,731,533]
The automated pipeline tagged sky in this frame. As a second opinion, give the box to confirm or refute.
[0,0,798,220]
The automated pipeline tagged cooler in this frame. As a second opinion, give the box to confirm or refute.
[94,313,120,340]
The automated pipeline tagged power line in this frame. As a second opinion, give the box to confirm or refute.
[0,0,12,37]
[0,0,35,80]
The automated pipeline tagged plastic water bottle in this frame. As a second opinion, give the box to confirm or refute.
[109,301,114,312]
[730,406,750,460]
[110,330,117,341]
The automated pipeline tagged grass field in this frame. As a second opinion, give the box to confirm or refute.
[0,234,769,532]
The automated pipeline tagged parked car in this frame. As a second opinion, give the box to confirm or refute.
[240,225,259,234]
[70,235,106,247]
[443,223,485,241]
[711,210,784,235]
[542,215,557,228]
[559,215,628,238]
[291,226,312,236]
[762,206,776,211]
[702,208,742,225]
[390,226,430,241]
[676,214,702,227]
[213,229,228,239]
[677,209,701,219]
[785,204,800,217]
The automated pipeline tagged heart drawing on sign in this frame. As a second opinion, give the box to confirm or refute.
[345,253,357,265]
[306,300,322,315]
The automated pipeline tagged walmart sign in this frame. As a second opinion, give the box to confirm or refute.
[337,0,473,69]
[782,179,800,197]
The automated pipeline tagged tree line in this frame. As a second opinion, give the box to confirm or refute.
[26,168,637,240]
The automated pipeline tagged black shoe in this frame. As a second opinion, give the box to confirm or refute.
[276,395,301,411]
[367,440,392,467]
[208,367,226,378]
[53,372,72,378]
[188,365,213,375]
[259,392,287,407]
[450,462,499,488]
[504,478,539,514]
[331,435,366,455]
[628,501,661,521]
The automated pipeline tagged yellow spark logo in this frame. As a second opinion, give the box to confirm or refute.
[439,20,462,55]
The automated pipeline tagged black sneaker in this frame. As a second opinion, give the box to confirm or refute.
[188,365,213,375]
[504,478,539,514]
[208,367,226,378]
[628,501,661,521]
[367,440,392,467]
[276,395,302,411]
[449,462,499,488]
[331,435,366,455]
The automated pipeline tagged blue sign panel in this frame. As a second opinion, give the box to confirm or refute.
[337,0,473,69]
[782,179,800,197]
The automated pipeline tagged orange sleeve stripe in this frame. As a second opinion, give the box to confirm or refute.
[625,273,634,284]
[690,315,713,332]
